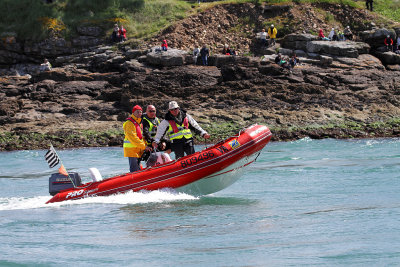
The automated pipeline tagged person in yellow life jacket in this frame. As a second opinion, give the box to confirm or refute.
[268,24,277,46]
[141,105,171,161]
[123,105,151,172]
[152,101,210,159]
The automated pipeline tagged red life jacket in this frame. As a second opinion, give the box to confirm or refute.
[169,117,189,133]
[126,117,143,139]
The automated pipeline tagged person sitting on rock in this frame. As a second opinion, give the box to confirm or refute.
[328,28,338,41]
[274,53,291,70]
[223,44,236,55]
[318,29,330,41]
[40,58,52,71]
[384,35,393,52]
[268,24,277,46]
[119,25,127,42]
[112,24,120,43]
[337,29,345,41]
[161,39,168,51]
[289,53,299,69]
[343,26,353,40]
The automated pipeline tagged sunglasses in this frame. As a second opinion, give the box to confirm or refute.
[148,110,156,113]
[170,108,179,111]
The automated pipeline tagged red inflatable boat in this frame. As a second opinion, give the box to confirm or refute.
[46,124,272,204]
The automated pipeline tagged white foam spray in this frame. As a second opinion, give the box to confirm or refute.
[0,190,198,211]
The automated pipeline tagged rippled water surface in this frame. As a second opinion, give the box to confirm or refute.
[1,138,399,266]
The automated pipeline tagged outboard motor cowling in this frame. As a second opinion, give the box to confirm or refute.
[49,172,82,196]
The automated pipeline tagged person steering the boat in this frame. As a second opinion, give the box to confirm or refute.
[152,101,210,159]
[123,105,152,172]
[142,105,171,160]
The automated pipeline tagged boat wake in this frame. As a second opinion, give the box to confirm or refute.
[0,190,198,211]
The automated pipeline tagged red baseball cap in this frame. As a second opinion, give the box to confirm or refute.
[132,105,142,113]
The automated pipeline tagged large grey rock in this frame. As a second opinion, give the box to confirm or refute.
[210,55,250,67]
[72,36,103,47]
[125,49,146,60]
[306,41,370,58]
[279,48,293,56]
[360,28,397,48]
[146,48,188,66]
[281,33,318,50]
[330,54,385,70]
[374,51,400,65]
[76,26,103,37]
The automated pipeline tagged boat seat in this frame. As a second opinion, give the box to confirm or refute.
[89,167,103,182]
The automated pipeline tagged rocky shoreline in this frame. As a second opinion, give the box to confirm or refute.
[1,3,400,151]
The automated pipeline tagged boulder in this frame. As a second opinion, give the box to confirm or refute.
[72,36,103,47]
[146,48,187,66]
[360,28,397,48]
[209,55,250,67]
[306,41,370,58]
[125,49,146,60]
[281,33,318,51]
[76,26,103,37]
[331,54,385,70]
[374,51,400,65]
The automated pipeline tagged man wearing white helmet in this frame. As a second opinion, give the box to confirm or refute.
[384,35,393,52]
[268,24,277,46]
[152,101,210,159]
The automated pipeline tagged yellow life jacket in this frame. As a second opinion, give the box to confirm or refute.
[142,116,160,145]
[167,117,192,141]
[123,117,143,148]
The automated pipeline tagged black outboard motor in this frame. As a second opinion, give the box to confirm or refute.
[49,172,82,196]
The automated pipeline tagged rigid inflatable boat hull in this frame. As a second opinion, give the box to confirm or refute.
[46,124,271,204]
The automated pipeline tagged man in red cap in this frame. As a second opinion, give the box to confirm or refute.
[123,105,151,172]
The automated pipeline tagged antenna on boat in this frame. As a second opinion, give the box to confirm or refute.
[44,143,76,188]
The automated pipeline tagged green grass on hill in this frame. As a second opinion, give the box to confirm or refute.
[0,0,398,42]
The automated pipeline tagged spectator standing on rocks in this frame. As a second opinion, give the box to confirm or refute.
[268,24,277,46]
[259,28,268,47]
[384,35,394,52]
[200,45,209,66]
[193,46,200,65]
[366,0,373,11]
[40,58,52,71]
[396,35,400,51]
[161,39,168,51]
[152,101,210,159]
[119,25,127,42]
[112,24,120,43]
[343,26,353,40]
[123,105,151,173]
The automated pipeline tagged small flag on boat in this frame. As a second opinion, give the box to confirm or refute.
[58,164,69,177]
[44,145,60,168]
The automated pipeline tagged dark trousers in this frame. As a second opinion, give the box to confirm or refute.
[171,138,195,159]
[366,0,373,11]
[128,157,140,172]
[201,55,208,66]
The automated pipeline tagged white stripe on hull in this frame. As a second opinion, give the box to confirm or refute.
[176,151,260,196]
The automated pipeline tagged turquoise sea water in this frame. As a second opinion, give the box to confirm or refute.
[0,138,400,266]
